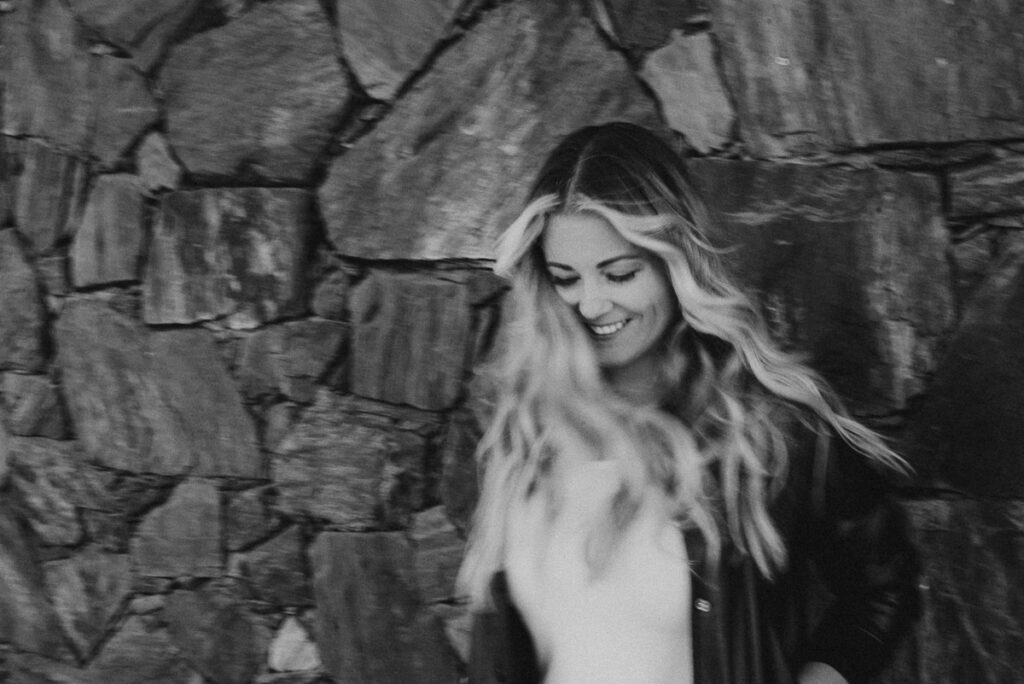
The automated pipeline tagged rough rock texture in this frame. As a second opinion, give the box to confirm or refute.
[81,471,177,554]
[0,230,47,372]
[310,267,350,321]
[881,500,1024,683]
[272,391,429,528]
[67,0,203,72]
[56,298,262,476]
[225,485,283,552]
[319,0,663,260]
[640,30,734,152]
[0,503,71,659]
[13,140,88,255]
[3,0,159,160]
[5,436,88,546]
[43,547,132,661]
[86,615,197,683]
[690,159,954,414]
[71,174,146,288]
[131,479,222,578]
[410,506,464,604]
[335,0,461,101]
[949,156,1024,218]
[902,232,1024,496]
[311,532,458,683]
[1,372,72,439]
[438,406,482,533]
[164,580,262,684]
[136,132,183,195]
[237,319,348,404]
[0,421,10,488]
[594,0,708,50]
[2,0,92,148]
[161,0,351,183]
[229,526,312,607]
[268,616,322,673]
[712,0,1024,156]
[144,188,313,328]
[950,230,999,306]
[348,271,473,410]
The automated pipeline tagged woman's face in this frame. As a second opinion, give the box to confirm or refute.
[541,212,678,377]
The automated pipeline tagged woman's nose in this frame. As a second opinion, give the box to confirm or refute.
[577,281,612,319]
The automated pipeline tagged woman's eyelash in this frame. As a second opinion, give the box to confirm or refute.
[607,271,638,283]
[549,274,578,287]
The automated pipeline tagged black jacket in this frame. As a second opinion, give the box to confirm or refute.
[468,423,920,684]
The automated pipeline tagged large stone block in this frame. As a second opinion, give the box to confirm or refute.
[144,188,313,328]
[311,531,459,684]
[949,156,1024,218]
[712,0,1024,156]
[71,174,146,288]
[0,229,46,373]
[640,30,734,153]
[131,479,221,578]
[13,139,88,255]
[348,271,473,410]
[43,547,132,661]
[902,232,1024,496]
[85,615,198,683]
[164,580,262,684]
[690,159,954,415]
[319,0,662,260]
[878,500,1024,683]
[594,0,708,50]
[67,0,203,72]
[3,0,158,161]
[56,298,261,476]
[161,0,351,183]
[237,318,348,404]
[335,0,461,101]
[272,390,430,528]
[0,503,72,659]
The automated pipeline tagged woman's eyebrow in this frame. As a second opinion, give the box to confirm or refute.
[546,254,642,271]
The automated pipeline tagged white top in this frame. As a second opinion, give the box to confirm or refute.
[504,458,694,684]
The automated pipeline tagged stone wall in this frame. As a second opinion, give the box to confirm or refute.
[1,1,1022,682]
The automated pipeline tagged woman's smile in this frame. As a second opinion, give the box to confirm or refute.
[589,317,632,337]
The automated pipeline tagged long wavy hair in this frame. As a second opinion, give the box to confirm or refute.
[457,122,905,611]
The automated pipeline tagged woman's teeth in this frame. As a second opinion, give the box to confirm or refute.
[589,319,629,336]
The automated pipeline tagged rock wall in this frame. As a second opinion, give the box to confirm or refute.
[1,1,1022,682]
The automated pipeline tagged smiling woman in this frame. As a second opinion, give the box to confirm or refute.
[542,213,678,404]
[456,122,920,684]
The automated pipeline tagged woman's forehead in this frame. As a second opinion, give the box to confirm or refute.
[541,213,642,268]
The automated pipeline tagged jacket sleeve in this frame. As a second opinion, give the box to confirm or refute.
[798,429,921,684]
[468,573,542,684]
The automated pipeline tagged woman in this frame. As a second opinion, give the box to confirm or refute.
[457,122,919,684]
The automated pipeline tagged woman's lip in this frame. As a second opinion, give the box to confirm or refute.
[588,318,631,337]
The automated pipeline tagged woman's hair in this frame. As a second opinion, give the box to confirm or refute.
[457,122,905,610]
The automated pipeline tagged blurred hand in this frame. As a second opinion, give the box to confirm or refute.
[798,661,849,684]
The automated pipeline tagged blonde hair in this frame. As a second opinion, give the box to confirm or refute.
[457,123,905,611]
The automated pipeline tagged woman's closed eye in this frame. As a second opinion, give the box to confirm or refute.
[606,270,639,284]
[548,273,579,287]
